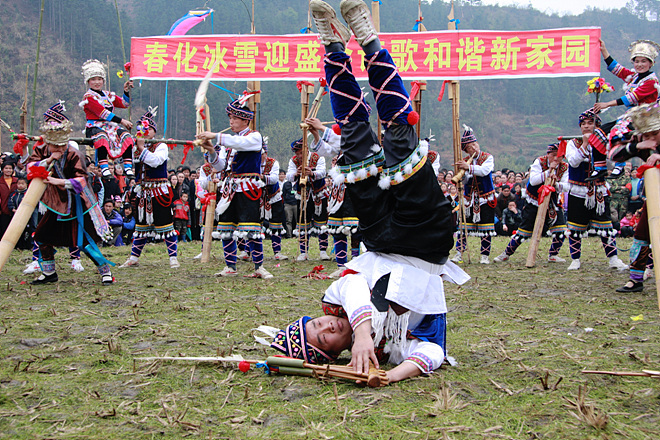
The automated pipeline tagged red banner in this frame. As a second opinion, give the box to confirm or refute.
[130,28,601,81]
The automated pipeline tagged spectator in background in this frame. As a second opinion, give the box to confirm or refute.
[627,171,644,214]
[169,173,180,197]
[500,201,522,236]
[494,184,516,219]
[7,176,35,250]
[102,162,121,201]
[618,211,637,238]
[121,203,135,245]
[0,159,19,238]
[281,169,297,238]
[114,163,126,193]
[102,199,123,246]
[609,167,630,223]
[173,192,190,242]
[512,182,524,210]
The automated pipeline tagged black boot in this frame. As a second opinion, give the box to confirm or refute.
[616,281,643,292]
[31,272,58,285]
[585,169,608,182]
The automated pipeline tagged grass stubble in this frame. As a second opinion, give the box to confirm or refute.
[0,236,658,439]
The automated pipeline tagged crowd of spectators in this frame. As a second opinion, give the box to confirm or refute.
[0,150,647,251]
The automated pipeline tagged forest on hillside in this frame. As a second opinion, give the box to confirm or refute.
[1,0,659,170]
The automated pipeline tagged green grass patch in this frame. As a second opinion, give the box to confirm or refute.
[0,237,658,439]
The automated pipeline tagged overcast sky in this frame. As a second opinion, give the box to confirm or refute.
[478,0,630,16]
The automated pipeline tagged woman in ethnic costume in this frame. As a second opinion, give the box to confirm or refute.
[588,39,660,180]
[80,59,135,178]
[27,106,114,285]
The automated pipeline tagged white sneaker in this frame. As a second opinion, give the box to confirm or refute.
[215,266,237,277]
[252,266,274,279]
[493,252,509,263]
[119,258,139,268]
[70,259,85,272]
[238,250,250,261]
[567,259,581,271]
[310,0,351,46]
[609,256,629,271]
[23,260,40,274]
[329,267,345,278]
[644,268,654,281]
[547,255,566,263]
[296,253,308,261]
[170,257,180,268]
[450,252,463,263]
[340,0,378,47]
[193,252,203,260]
[274,252,289,260]
[319,250,331,261]
[479,255,490,265]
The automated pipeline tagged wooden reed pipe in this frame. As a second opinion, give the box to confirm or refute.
[451,152,477,185]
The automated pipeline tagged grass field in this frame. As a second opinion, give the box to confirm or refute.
[0,236,658,440]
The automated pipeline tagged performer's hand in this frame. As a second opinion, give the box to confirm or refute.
[348,322,378,376]
[455,160,469,171]
[305,117,323,142]
[196,131,216,141]
[121,119,133,130]
[637,139,658,150]
[503,225,508,232]
[599,38,610,59]
[46,176,66,187]
[124,80,134,93]
[303,166,313,177]
[646,153,660,167]
[594,101,614,112]
[201,139,215,153]
[135,138,145,153]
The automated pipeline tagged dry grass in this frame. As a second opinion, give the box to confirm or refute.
[0,236,658,439]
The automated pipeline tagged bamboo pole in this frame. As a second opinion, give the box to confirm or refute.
[0,168,50,273]
[114,0,130,121]
[199,102,215,264]
[29,0,46,134]
[642,167,660,310]
[525,173,556,268]
[371,1,383,147]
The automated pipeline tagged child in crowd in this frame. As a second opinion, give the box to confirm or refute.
[173,192,190,242]
[7,176,36,250]
[121,204,136,245]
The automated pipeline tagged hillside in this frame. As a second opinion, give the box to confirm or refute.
[1,0,659,170]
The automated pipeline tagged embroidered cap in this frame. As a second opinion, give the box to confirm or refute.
[578,107,601,127]
[43,101,68,123]
[226,91,260,121]
[460,124,477,150]
[546,142,559,154]
[137,106,158,133]
[290,138,303,151]
[271,316,336,364]
[40,102,72,146]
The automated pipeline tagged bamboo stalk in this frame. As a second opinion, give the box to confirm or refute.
[582,370,660,378]
[642,167,660,310]
[525,172,556,268]
[29,0,46,134]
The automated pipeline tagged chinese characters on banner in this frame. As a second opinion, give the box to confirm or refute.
[130,28,601,81]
